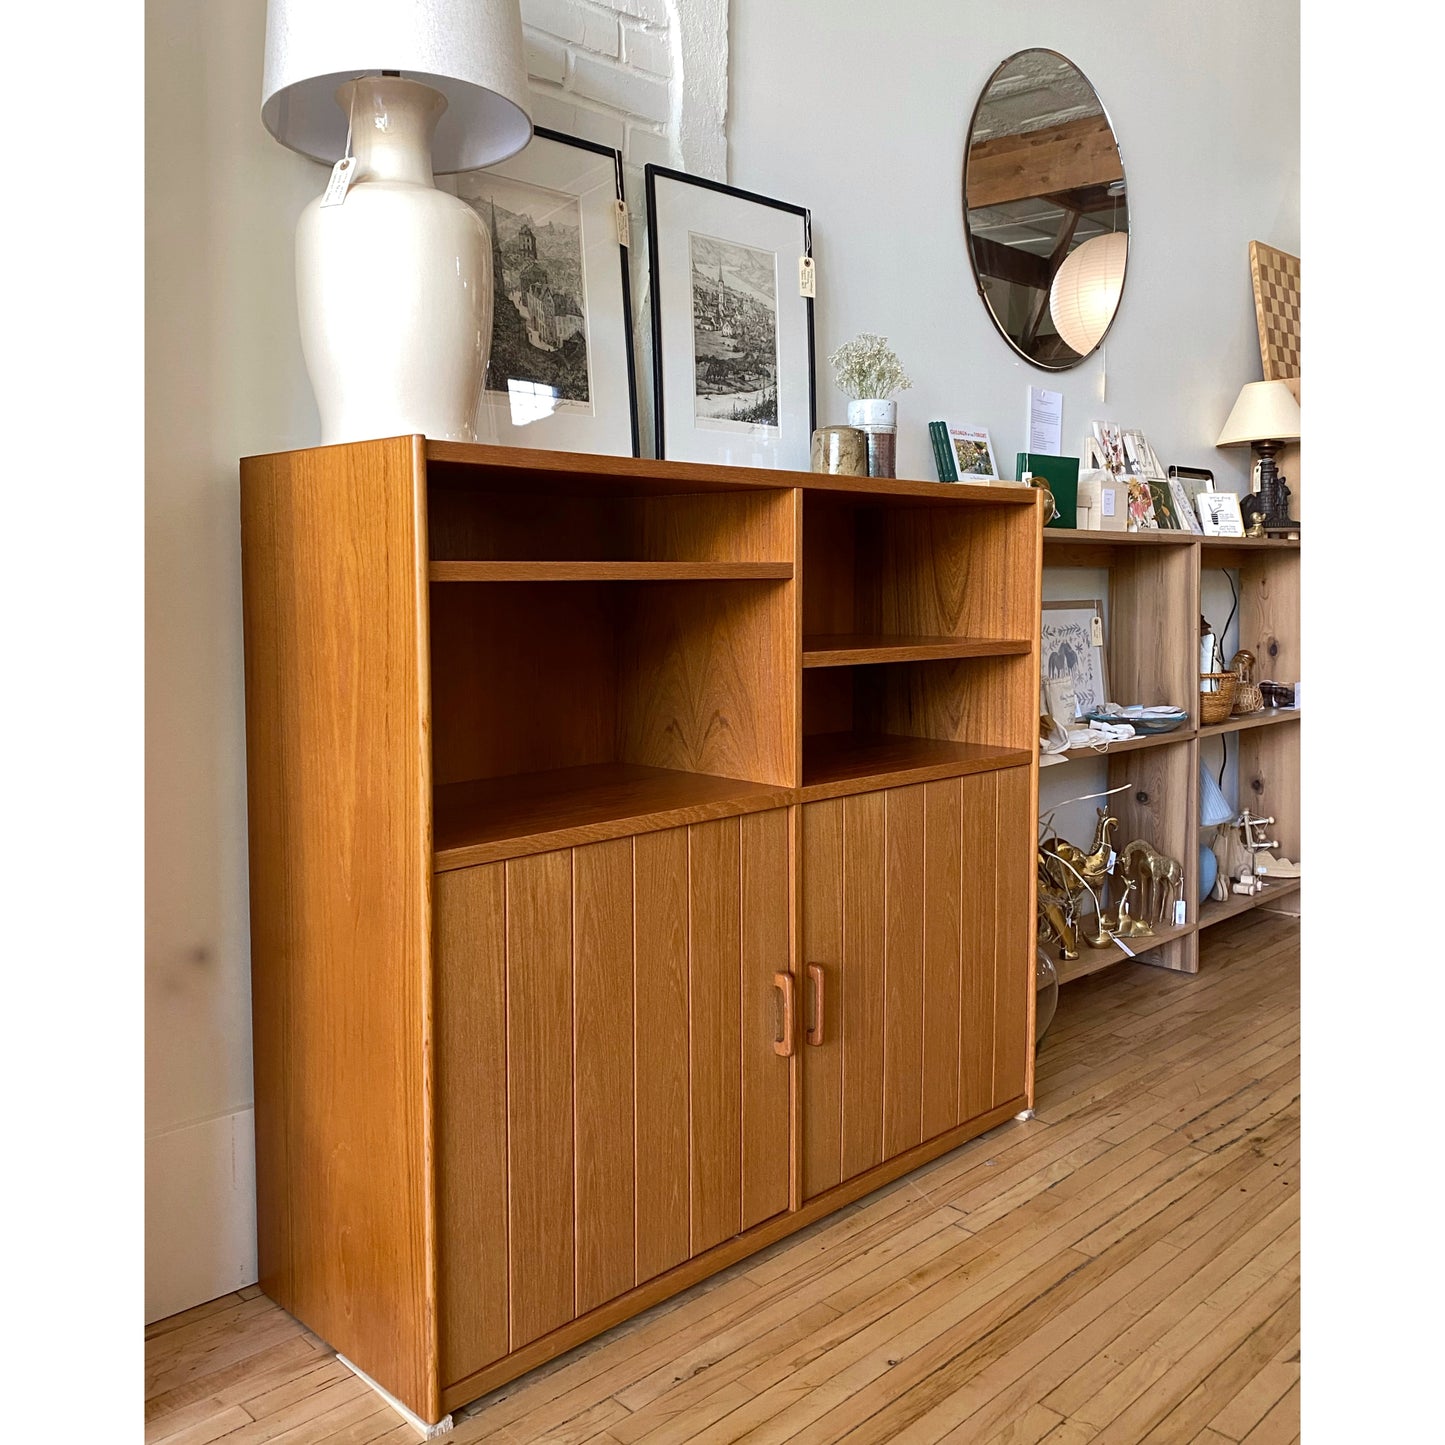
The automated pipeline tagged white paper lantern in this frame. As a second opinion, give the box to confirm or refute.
[1049,232,1128,357]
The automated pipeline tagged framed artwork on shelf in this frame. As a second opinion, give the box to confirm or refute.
[454,127,639,457]
[1122,427,1165,480]
[1166,477,1203,534]
[1197,489,1246,536]
[1042,599,1110,718]
[1168,465,1215,513]
[645,165,815,468]
[947,424,999,481]
[1148,479,1182,529]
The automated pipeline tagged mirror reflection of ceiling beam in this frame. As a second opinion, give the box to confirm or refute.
[965,114,1123,209]
[1020,210,1081,348]
[968,234,1050,292]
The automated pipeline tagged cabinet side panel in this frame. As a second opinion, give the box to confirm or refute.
[506,850,576,1346]
[239,438,435,1419]
[740,809,791,1230]
[634,829,691,1284]
[883,786,926,1158]
[573,839,637,1314]
[993,766,1033,1107]
[922,779,963,1140]
[840,791,885,1182]
[959,773,1000,1122]
[801,800,844,1200]
[688,818,744,1254]
[435,865,509,1384]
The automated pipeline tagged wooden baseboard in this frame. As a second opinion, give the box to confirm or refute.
[439,1096,1026,1414]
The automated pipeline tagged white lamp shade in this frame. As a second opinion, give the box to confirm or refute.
[261,0,532,172]
[1215,380,1301,447]
[1049,232,1128,356]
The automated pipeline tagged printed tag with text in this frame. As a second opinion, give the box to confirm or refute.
[798,255,816,298]
[321,157,356,208]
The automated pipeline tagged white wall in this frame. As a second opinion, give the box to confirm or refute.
[728,0,1299,489]
[144,0,722,1323]
[145,0,1298,1319]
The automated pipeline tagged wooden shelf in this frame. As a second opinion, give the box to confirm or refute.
[801,732,1031,801]
[430,560,793,582]
[1198,708,1300,739]
[434,763,793,870]
[1198,875,1301,930]
[1054,917,1197,985]
[802,635,1031,668]
[1200,535,1300,550]
[1043,527,1198,549]
[1041,727,1195,766]
[423,439,1040,507]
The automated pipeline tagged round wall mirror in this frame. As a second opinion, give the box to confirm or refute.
[962,50,1129,370]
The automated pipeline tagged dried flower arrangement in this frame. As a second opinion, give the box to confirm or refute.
[827,332,913,401]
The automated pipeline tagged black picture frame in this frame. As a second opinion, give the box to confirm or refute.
[644,165,816,468]
[455,125,640,457]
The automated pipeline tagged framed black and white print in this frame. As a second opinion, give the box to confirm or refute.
[645,166,816,469]
[453,127,639,456]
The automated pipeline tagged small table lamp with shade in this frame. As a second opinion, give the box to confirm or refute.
[260,0,533,445]
[1215,380,1302,532]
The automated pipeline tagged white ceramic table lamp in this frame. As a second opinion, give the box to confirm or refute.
[261,0,533,444]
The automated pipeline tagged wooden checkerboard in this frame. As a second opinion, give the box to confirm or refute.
[1249,240,1300,381]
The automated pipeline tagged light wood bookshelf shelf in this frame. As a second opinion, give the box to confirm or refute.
[1041,525,1301,980]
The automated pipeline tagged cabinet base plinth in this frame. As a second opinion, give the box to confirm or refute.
[338,1355,452,1438]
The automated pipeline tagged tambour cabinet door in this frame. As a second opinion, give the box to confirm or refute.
[434,809,792,1388]
[800,770,1031,1202]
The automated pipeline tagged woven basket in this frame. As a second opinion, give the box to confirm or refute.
[1228,648,1264,715]
[1200,672,1238,725]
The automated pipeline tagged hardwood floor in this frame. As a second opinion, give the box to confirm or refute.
[145,913,1299,1444]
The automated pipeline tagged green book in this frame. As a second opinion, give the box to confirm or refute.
[933,421,959,482]
[929,421,952,482]
[1016,451,1079,528]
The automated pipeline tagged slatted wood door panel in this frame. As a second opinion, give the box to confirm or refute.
[801,769,1032,1202]
[434,810,792,1388]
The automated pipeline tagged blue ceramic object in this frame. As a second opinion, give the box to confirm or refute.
[1198,844,1218,900]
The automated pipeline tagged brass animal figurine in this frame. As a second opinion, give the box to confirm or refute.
[1097,876,1152,937]
[1119,838,1184,927]
[1041,807,1118,895]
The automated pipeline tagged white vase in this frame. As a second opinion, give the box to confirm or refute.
[846,398,896,430]
[846,398,897,477]
[295,77,492,445]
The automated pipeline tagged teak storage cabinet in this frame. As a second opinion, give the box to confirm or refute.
[239,438,1044,1425]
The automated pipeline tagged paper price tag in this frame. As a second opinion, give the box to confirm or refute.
[1173,899,1187,927]
[798,255,816,298]
[1101,488,1116,517]
[321,156,357,208]
[614,199,630,246]
[1115,937,1135,958]
[1106,848,1117,873]
[1090,615,1104,648]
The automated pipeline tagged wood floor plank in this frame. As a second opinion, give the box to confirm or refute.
[146,915,1298,1445]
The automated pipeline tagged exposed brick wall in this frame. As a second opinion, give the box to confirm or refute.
[520,0,683,173]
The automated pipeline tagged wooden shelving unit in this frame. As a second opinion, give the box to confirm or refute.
[1040,526,1301,978]
[239,437,1045,1427]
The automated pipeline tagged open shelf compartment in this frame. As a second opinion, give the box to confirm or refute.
[802,490,1036,667]
[802,653,1036,800]
[429,575,795,863]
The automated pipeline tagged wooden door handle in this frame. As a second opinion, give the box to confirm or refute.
[773,973,794,1056]
[806,963,825,1047]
